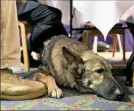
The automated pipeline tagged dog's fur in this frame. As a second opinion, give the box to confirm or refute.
[33,35,124,100]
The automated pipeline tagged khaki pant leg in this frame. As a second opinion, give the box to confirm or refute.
[1,1,21,68]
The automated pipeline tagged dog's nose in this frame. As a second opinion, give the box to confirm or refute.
[114,89,125,99]
[116,93,125,99]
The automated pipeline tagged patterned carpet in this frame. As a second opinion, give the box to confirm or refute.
[1,75,134,110]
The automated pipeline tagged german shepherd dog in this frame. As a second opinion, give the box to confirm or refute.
[33,35,124,100]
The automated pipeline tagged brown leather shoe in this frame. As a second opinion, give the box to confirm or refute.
[0,68,47,100]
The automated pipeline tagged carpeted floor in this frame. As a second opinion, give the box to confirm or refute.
[1,65,134,110]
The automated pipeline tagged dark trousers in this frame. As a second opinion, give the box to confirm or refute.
[18,3,68,53]
[28,21,68,53]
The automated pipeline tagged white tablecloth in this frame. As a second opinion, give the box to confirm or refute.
[73,1,134,37]
[41,0,134,37]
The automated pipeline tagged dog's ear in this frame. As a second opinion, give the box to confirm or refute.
[99,56,113,69]
[62,47,83,64]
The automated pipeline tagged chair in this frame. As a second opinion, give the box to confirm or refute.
[83,31,123,55]
[82,23,126,61]
[125,52,134,88]
[18,21,30,72]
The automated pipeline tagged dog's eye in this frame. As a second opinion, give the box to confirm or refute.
[80,69,85,75]
[95,68,104,73]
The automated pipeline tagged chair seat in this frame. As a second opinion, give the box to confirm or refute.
[97,51,132,62]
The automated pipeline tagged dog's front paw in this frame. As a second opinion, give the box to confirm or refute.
[48,86,63,98]
[33,73,63,98]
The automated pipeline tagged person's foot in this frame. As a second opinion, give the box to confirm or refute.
[0,68,47,100]
[21,51,42,68]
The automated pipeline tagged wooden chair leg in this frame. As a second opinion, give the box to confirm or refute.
[117,34,123,52]
[92,36,98,53]
[112,34,118,57]
[19,22,30,72]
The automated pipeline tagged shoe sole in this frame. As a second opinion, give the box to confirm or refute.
[1,88,47,100]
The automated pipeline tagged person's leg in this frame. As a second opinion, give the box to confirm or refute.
[0,1,49,100]
[30,22,68,53]
[23,22,68,68]
[55,22,68,36]
[19,3,68,67]
[1,1,21,69]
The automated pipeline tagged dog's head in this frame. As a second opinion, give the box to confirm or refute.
[62,47,124,100]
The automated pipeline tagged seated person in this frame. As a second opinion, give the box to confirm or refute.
[17,0,68,67]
